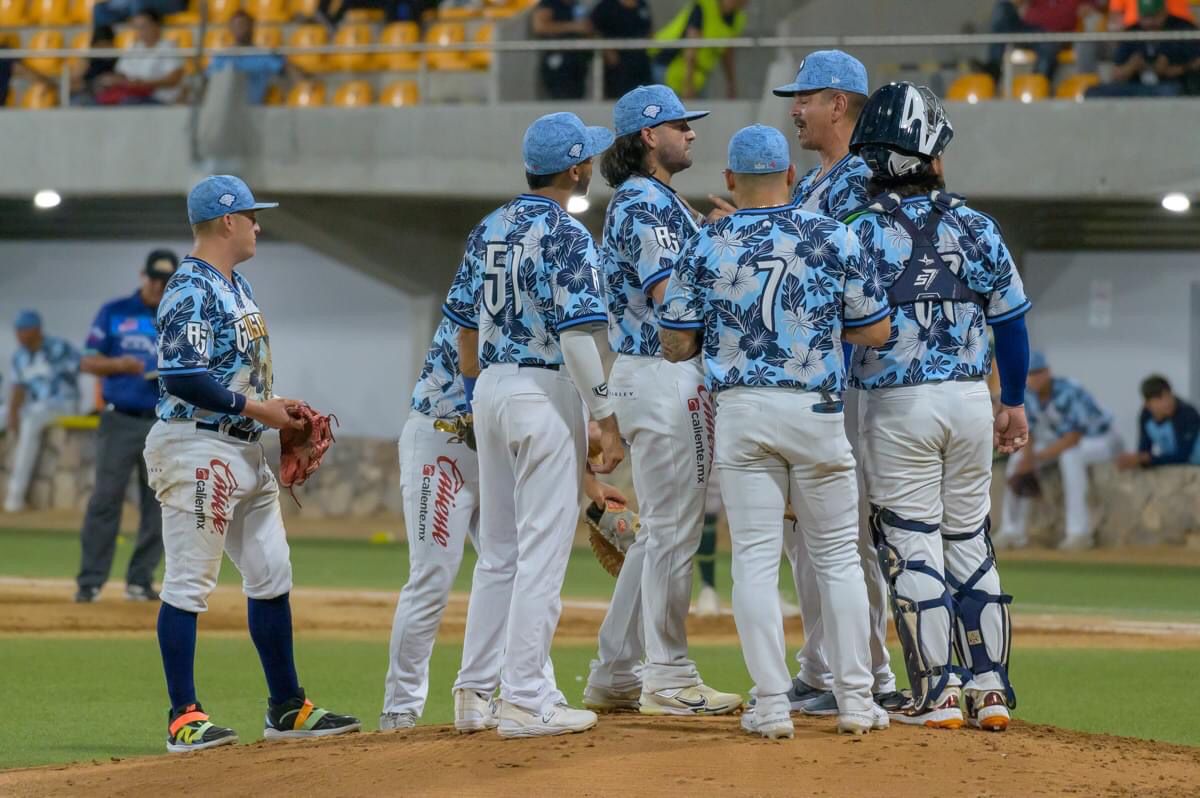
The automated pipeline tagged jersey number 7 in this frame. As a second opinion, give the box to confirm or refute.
[754,258,787,333]
[483,243,526,317]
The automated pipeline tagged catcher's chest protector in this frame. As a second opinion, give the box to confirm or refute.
[873,191,986,310]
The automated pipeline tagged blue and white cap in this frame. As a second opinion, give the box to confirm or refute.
[14,309,41,330]
[523,112,615,177]
[613,84,709,138]
[1029,350,1049,372]
[773,49,869,97]
[187,175,279,225]
[727,125,790,175]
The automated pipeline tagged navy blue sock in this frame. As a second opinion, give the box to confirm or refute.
[157,602,198,710]
[247,594,301,706]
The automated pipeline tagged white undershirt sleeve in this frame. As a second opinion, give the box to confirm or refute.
[560,329,614,420]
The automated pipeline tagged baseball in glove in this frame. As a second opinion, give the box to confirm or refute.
[586,499,640,577]
[433,414,476,451]
[279,402,339,506]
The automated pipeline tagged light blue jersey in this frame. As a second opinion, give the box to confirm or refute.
[792,154,872,222]
[411,318,468,420]
[11,336,80,404]
[442,194,607,366]
[661,205,888,394]
[600,175,701,357]
[848,196,1031,391]
[156,257,272,435]
[1028,377,1112,439]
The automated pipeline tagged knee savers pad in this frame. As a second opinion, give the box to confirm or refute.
[946,520,1016,708]
[871,506,956,712]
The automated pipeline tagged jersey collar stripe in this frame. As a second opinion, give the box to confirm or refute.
[182,256,237,291]
[517,193,559,207]
[807,153,852,193]
[736,203,795,215]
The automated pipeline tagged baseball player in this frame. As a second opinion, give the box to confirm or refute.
[380,318,628,732]
[443,112,624,738]
[774,51,906,717]
[146,175,360,753]
[584,84,742,717]
[846,83,1031,731]
[660,125,893,739]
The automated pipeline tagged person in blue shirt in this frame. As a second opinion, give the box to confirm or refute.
[4,310,81,514]
[1118,375,1200,469]
[997,351,1123,550]
[660,125,892,739]
[74,250,178,604]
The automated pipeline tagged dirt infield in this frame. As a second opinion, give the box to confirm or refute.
[3,714,1199,798]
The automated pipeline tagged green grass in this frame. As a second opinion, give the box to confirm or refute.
[1,637,1196,770]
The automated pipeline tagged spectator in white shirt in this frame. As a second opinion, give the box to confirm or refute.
[97,10,184,105]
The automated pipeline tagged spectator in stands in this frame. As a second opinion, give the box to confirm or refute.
[3,311,81,514]
[591,0,653,99]
[995,351,1124,550]
[92,0,186,28]
[1085,0,1200,98]
[532,0,593,100]
[983,1,1101,81]
[316,0,426,29]
[70,26,120,106]
[1116,375,1200,469]
[74,250,178,604]
[1108,0,1193,28]
[95,10,185,105]
[207,11,293,105]
[651,0,748,100]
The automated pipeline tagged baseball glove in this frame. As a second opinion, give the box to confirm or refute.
[433,414,476,451]
[1008,471,1042,499]
[586,499,640,577]
[279,402,339,506]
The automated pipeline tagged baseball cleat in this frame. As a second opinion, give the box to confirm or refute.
[125,584,159,602]
[497,701,597,739]
[694,585,721,617]
[798,690,839,717]
[263,690,361,740]
[890,688,965,729]
[74,586,100,603]
[837,704,890,735]
[787,678,829,712]
[1057,535,1093,551]
[379,711,417,731]
[454,688,499,733]
[166,702,238,753]
[965,689,1010,732]
[639,683,743,716]
[740,707,794,740]
[873,690,909,713]
[583,684,642,713]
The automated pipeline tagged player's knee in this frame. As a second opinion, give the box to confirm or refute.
[243,562,293,601]
[160,575,218,614]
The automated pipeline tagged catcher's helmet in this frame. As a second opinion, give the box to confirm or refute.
[850,81,953,178]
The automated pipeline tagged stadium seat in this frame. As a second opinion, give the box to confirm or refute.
[289,0,317,18]
[287,79,325,106]
[68,0,95,23]
[946,73,995,103]
[438,3,480,20]
[333,79,373,106]
[65,28,90,70]
[206,0,240,24]
[345,7,383,22]
[115,28,136,49]
[21,83,59,108]
[1012,73,1049,103]
[254,24,283,49]
[484,0,535,19]
[380,79,419,106]
[288,24,328,73]
[24,29,64,76]
[263,83,283,105]
[30,0,72,25]
[164,0,199,25]
[249,0,289,23]
[164,27,194,51]
[201,27,234,68]
[0,0,29,25]
[377,21,420,71]
[425,22,469,70]
[1055,72,1100,101]
[467,22,493,69]
[331,23,372,72]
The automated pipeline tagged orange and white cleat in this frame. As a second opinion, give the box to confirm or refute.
[889,688,964,730]
[965,688,1010,732]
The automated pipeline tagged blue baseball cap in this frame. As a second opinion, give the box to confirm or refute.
[613,84,709,138]
[14,309,41,330]
[187,175,279,225]
[1029,351,1049,372]
[728,125,791,175]
[773,50,869,97]
[523,112,614,177]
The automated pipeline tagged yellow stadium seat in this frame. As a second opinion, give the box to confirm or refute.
[115,28,136,49]
[1055,72,1100,101]
[333,79,372,106]
[438,3,480,20]
[1012,73,1049,103]
[425,22,469,70]
[330,22,372,72]
[377,21,420,71]
[69,0,96,23]
[248,0,288,23]
[345,7,383,22]
[21,83,59,108]
[206,0,240,24]
[263,83,283,105]
[289,0,317,18]
[467,22,493,69]
[0,0,29,25]
[164,27,194,51]
[24,29,64,76]
[254,24,283,49]
[380,79,419,106]
[484,0,534,19]
[164,0,199,25]
[66,28,90,70]
[201,27,234,68]
[288,24,328,73]
[30,0,72,25]
[287,79,325,106]
[946,73,995,104]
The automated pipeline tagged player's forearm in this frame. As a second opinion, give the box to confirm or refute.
[1037,431,1083,463]
[80,354,138,377]
[659,327,701,362]
[161,372,246,416]
[843,317,890,348]
[457,328,480,379]
[991,314,1030,407]
[560,328,614,420]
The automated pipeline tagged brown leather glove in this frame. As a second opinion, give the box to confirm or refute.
[279,402,338,506]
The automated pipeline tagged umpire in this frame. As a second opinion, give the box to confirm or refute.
[75,249,178,603]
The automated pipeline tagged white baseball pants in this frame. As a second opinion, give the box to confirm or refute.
[4,400,73,512]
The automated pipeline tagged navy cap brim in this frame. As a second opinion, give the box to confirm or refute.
[772,81,817,97]
[580,126,615,162]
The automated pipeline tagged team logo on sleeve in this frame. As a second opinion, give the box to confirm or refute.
[185,321,211,357]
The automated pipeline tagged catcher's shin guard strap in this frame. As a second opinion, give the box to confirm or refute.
[947,521,1016,708]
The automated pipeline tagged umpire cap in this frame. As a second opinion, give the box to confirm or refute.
[849,82,953,178]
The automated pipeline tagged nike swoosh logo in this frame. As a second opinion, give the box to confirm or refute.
[675,695,708,709]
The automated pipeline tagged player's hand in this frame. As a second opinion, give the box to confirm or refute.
[993,404,1029,455]
[247,397,305,430]
[584,472,627,508]
[706,195,738,224]
[591,414,624,474]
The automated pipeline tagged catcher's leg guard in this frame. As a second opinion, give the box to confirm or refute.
[870,507,956,713]
[944,519,1016,708]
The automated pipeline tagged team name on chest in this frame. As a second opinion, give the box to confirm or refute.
[234,312,268,351]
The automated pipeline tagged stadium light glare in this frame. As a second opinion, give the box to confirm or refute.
[1162,192,1190,213]
[33,190,61,210]
[1019,91,1034,104]
[567,196,590,214]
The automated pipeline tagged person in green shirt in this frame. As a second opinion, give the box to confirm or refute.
[650,0,748,99]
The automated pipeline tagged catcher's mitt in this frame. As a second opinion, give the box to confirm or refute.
[1007,471,1042,499]
[586,499,640,577]
[433,414,476,451]
[280,402,338,506]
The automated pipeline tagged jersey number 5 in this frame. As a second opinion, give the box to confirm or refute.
[754,258,787,332]
[483,243,525,317]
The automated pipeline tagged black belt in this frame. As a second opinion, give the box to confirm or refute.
[195,420,262,443]
[111,406,156,419]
